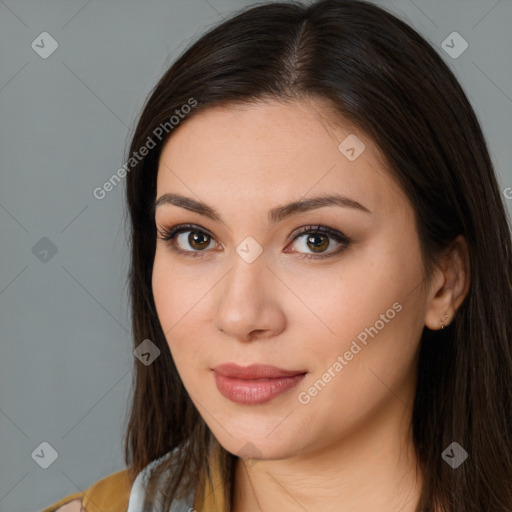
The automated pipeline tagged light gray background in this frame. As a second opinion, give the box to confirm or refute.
[0,0,511,511]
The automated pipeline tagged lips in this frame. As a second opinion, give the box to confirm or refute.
[212,363,307,405]
[213,363,306,379]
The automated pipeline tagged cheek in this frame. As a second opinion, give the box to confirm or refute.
[152,250,199,332]
[294,295,422,445]
[300,239,424,379]
[152,254,175,332]
[151,250,211,362]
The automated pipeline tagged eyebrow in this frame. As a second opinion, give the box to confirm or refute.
[152,192,372,224]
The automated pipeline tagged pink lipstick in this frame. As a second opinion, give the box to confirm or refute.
[212,363,307,405]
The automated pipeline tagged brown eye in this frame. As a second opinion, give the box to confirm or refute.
[173,230,215,253]
[157,223,351,261]
[156,224,217,257]
[287,225,350,259]
[187,231,211,250]
[305,233,330,253]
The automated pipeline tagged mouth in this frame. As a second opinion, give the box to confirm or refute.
[212,363,307,405]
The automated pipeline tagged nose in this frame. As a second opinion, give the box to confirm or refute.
[213,253,286,343]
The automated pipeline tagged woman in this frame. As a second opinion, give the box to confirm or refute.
[41,0,512,510]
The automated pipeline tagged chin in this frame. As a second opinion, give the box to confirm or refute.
[210,421,310,462]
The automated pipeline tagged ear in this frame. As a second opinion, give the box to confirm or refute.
[424,234,471,330]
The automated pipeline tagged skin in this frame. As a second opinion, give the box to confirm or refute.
[151,98,470,512]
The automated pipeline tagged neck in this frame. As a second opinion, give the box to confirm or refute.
[231,396,423,512]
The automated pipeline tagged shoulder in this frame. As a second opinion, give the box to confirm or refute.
[41,468,133,512]
[40,491,83,512]
[82,467,133,510]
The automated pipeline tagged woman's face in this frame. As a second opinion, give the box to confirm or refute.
[152,99,431,461]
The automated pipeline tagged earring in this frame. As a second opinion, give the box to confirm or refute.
[440,313,449,329]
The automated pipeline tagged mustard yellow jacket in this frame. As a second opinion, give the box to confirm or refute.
[40,459,227,511]
[40,468,133,512]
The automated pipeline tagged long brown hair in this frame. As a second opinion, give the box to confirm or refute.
[122,1,512,510]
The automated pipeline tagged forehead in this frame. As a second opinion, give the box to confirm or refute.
[156,99,408,219]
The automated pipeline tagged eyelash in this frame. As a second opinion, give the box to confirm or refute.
[156,223,351,260]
